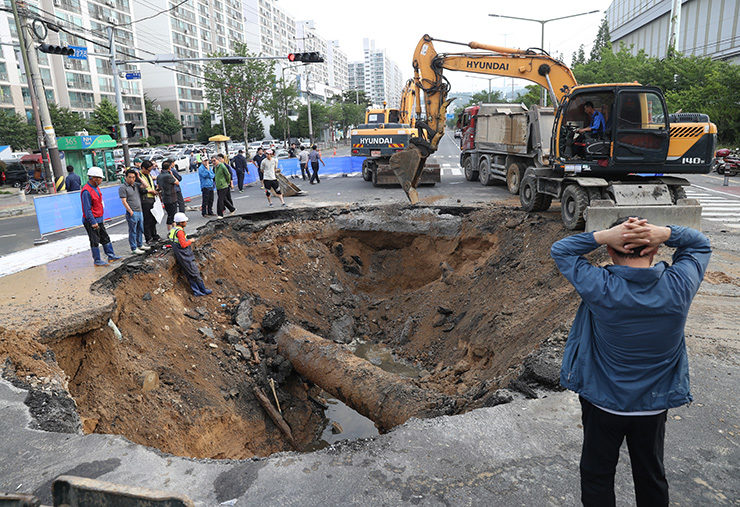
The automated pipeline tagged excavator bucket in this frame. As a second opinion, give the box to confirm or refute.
[389,146,426,204]
[585,198,703,232]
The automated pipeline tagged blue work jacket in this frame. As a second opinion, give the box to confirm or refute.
[198,163,215,190]
[551,226,711,412]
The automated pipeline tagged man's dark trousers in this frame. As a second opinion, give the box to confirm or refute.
[217,187,235,216]
[201,188,214,216]
[83,220,110,248]
[310,162,320,183]
[235,169,245,191]
[579,397,668,507]
[141,198,159,243]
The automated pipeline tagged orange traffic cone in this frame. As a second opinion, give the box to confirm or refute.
[333,147,337,157]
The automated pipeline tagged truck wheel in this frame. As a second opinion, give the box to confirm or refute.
[478,158,495,186]
[520,171,552,212]
[561,185,589,230]
[506,161,525,194]
[463,157,478,181]
[669,185,687,203]
[362,160,373,181]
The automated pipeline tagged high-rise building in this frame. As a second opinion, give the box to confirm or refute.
[137,0,248,140]
[361,39,403,108]
[0,0,146,136]
[294,21,348,101]
[606,0,740,64]
[347,61,364,92]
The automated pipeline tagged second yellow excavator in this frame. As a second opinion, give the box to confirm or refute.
[391,35,717,230]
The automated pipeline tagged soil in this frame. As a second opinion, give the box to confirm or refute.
[1,204,590,459]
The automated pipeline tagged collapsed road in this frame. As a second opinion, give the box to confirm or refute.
[0,203,737,504]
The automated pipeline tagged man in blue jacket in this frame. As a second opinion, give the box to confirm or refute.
[551,217,711,506]
[198,157,215,217]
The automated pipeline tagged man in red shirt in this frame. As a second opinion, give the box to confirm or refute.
[81,166,121,266]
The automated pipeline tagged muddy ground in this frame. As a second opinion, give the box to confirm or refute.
[0,204,620,458]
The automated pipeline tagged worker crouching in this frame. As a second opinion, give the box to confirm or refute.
[168,212,212,296]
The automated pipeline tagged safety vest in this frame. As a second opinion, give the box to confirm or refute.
[168,225,185,243]
[140,172,156,198]
[80,183,103,218]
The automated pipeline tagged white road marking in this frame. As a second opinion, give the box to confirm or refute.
[0,233,128,278]
[687,184,740,227]
[0,234,16,239]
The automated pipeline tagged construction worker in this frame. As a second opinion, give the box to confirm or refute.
[81,166,121,266]
[168,212,212,296]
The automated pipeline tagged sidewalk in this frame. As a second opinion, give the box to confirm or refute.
[0,188,34,218]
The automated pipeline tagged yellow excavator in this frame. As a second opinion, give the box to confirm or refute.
[390,34,717,230]
[351,80,440,186]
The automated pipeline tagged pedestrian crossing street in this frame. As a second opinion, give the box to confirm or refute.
[685,187,740,229]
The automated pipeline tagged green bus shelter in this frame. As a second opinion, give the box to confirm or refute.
[58,134,118,185]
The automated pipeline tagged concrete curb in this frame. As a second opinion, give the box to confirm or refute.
[0,205,34,218]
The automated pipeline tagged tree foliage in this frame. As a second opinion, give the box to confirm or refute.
[48,104,88,137]
[573,43,740,144]
[90,99,118,135]
[0,110,36,150]
[157,108,182,141]
[198,108,263,143]
[514,85,541,108]
[264,76,298,141]
[590,17,611,63]
[203,43,275,143]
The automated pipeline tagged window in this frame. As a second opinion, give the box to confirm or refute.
[0,85,12,104]
[66,72,92,90]
[617,92,666,129]
[69,91,94,109]
[0,62,8,82]
[98,77,114,93]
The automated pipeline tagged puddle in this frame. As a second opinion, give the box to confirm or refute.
[305,398,379,451]
[351,342,422,378]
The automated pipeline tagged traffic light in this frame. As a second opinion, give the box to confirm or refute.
[125,122,135,138]
[288,52,324,63]
[38,43,74,56]
[108,125,118,139]
[220,56,246,64]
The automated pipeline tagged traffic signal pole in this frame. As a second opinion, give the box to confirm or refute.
[108,26,131,168]
[12,0,65,191]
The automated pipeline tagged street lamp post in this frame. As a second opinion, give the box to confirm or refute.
[489,10,600,106]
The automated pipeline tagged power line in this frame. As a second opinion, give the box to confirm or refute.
[117,0,190,27]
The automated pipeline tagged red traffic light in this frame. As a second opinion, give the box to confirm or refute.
[288,53,296,62]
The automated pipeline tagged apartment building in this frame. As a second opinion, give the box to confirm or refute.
[606,0,740,63]
[137,0,247,140]
[294,20,348,101]
[361,38,403,108]
[347,61,364,92]
[0,0,146,135]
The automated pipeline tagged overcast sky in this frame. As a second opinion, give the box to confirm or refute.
[277,0,614,94]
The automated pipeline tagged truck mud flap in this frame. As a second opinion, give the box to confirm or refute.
[584,198,702,232]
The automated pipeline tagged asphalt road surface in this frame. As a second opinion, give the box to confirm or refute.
[0,136,738,259]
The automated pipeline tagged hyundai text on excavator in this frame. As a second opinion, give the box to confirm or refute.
[351,79,440,186]
[389,35,717,230]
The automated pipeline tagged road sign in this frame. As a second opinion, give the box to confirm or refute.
[125,71,141,80]
[68,46,87,60]
[445,113,455,119]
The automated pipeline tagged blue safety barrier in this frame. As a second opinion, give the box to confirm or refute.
[33,157,366,235]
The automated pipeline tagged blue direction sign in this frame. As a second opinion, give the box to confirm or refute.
[445,113,455,119]
[68,46,87,60]
[125,70,141,80]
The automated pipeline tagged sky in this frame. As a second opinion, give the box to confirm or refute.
[277,0,614,95]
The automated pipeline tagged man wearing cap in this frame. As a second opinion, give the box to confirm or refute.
[156,159,180,230]
[231,149,249,192]
[132,158,143,171]
[261,149,286,207]
[169,212,212,296]
[81,166,121,266]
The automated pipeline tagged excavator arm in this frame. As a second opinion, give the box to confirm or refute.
[390,34,578,203]
[398,79,420,128]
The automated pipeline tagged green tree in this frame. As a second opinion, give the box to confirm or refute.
[0,110,36,150]
[589,17,611,63]
[48,103,87,137]
[571,45,586,66]
[157,108,182,142]
[264,76,298,141]
[514,85,541,108]
[199,108,264,143]
[90,99,118,135]
[203,42,275,143]
[144,95,162,135]
[341,89,371,107]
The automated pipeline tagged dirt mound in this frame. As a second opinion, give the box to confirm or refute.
[1,205,580,459]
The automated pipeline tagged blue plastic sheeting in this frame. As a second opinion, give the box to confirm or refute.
[34,173,203,235]
[33,158,365,235]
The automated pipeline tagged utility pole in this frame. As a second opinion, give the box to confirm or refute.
[108,26,130,167]
[9,0,50,189]
[13,0,65,190]
[306,70,313,144]
[218,88,227,135]
[667,0,682,56]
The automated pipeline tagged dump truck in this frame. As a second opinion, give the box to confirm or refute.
[457,103,554,194]
[389,34,717,231]
[351,82,440,187]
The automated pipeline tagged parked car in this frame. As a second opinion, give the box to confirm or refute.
[454,129,462,139]
[275,149,290,159]
[0,160,28,187]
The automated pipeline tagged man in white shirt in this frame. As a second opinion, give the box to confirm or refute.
[261,150,286,207]
[297,147,310,180]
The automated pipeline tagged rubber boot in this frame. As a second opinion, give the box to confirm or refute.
[190,279,205,296]
[197,279,212,295]
[92,247,108,267]
[102,242,121,261]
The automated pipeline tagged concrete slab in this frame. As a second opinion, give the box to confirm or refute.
[0,347,736,506]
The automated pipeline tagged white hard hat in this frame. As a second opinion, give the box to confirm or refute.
[174,212,188,223]
[87,166,104,178]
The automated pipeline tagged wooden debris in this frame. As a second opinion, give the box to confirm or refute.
[252,385,294,446]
